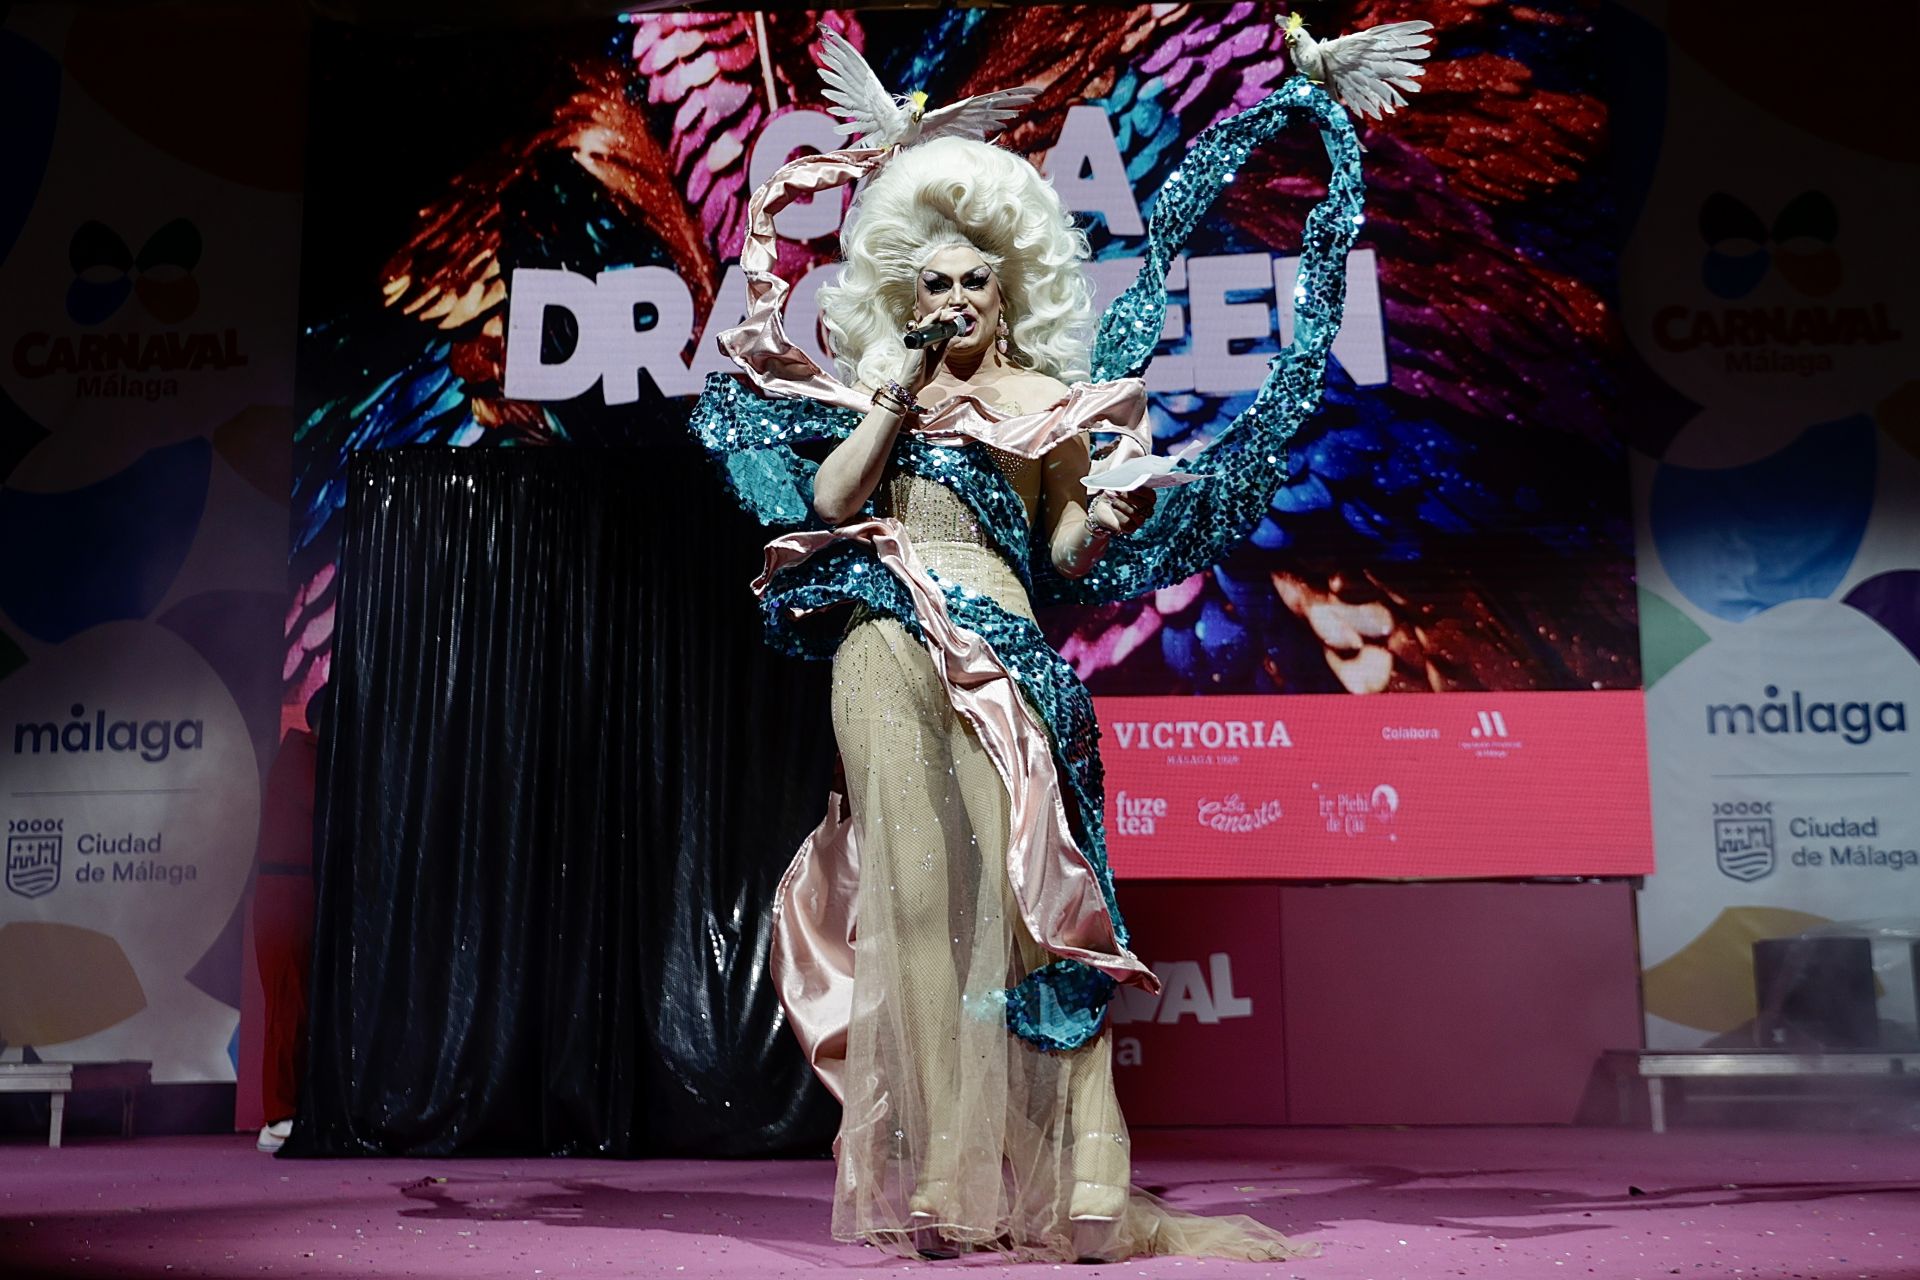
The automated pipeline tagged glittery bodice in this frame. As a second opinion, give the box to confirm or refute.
[879,451,1041,540]
[918,541,1036,622]
[984,447,1045,523]
[877,457,1042,618]
[879,469,990,547]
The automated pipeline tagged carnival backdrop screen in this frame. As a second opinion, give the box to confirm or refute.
[293,3,1650,880]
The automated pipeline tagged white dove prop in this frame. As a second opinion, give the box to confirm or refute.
[816,25,1038,148]
[1082,439,1208,495]
[1282,13,1434,121]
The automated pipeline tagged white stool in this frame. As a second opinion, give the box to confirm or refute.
[0,1061,150,1147]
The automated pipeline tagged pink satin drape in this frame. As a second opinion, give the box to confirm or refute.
[761,519,1157,1099]
[720,145,1163,1098]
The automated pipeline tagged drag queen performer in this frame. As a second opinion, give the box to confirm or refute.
[690,20,1421,1260]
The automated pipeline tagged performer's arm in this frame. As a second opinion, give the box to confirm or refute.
[812,396,911,523]
[1044,433,1155,578]
[812,305,966,523]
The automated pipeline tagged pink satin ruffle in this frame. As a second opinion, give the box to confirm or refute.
[717,145,888,416]
[769,780,860,1101]
[762,518,1158,1100]
[912,380,1151,465]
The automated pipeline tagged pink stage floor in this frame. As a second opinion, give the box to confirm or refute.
[2,1127,1915,1279]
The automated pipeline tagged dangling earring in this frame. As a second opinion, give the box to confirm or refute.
[996,315,1011,358]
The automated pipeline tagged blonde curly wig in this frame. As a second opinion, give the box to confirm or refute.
[817,136,1095,390]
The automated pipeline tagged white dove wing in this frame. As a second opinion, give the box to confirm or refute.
[816,26,907,145]
[918,85,1041,143]
[1318,20,1434,121]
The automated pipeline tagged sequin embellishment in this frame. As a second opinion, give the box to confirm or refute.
[692,76,1366,1051]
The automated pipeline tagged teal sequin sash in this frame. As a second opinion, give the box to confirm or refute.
[690,77,1364,1051]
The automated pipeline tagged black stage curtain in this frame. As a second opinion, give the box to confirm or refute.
[286,442,839,1157]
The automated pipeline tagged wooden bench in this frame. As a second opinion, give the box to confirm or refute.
[0,1061,150,1147]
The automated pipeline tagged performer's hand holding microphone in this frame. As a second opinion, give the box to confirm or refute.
[896,305,974,398]
[904,310,974,350]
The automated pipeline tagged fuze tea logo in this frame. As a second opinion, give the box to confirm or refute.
[1705,685,1907,746]
[12,704,206,763]
[1652,191,1901,377]
[1113,791,1168,836]
[10,218,247,401]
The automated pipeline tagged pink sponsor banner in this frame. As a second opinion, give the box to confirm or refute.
[1098,692,1653,880]
[1108,883,1284,1126]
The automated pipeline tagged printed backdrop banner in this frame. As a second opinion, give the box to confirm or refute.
[1617,14,1920,1047]
[1101,691,1649,879]
[293,4,1642,880]
[0,7,302,1082]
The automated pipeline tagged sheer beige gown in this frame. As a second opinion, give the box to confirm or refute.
[822,455,1309,1262]
[716,138,1309,1263]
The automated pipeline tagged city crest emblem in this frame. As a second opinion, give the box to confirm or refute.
[1713,817,1775,882]
[7,831,64,898]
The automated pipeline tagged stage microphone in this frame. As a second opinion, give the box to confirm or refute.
[904,313,974,349]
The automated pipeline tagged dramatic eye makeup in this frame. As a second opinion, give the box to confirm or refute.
[918,267,994,294]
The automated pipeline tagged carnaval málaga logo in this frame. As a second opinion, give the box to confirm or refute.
[10,218,248,401]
